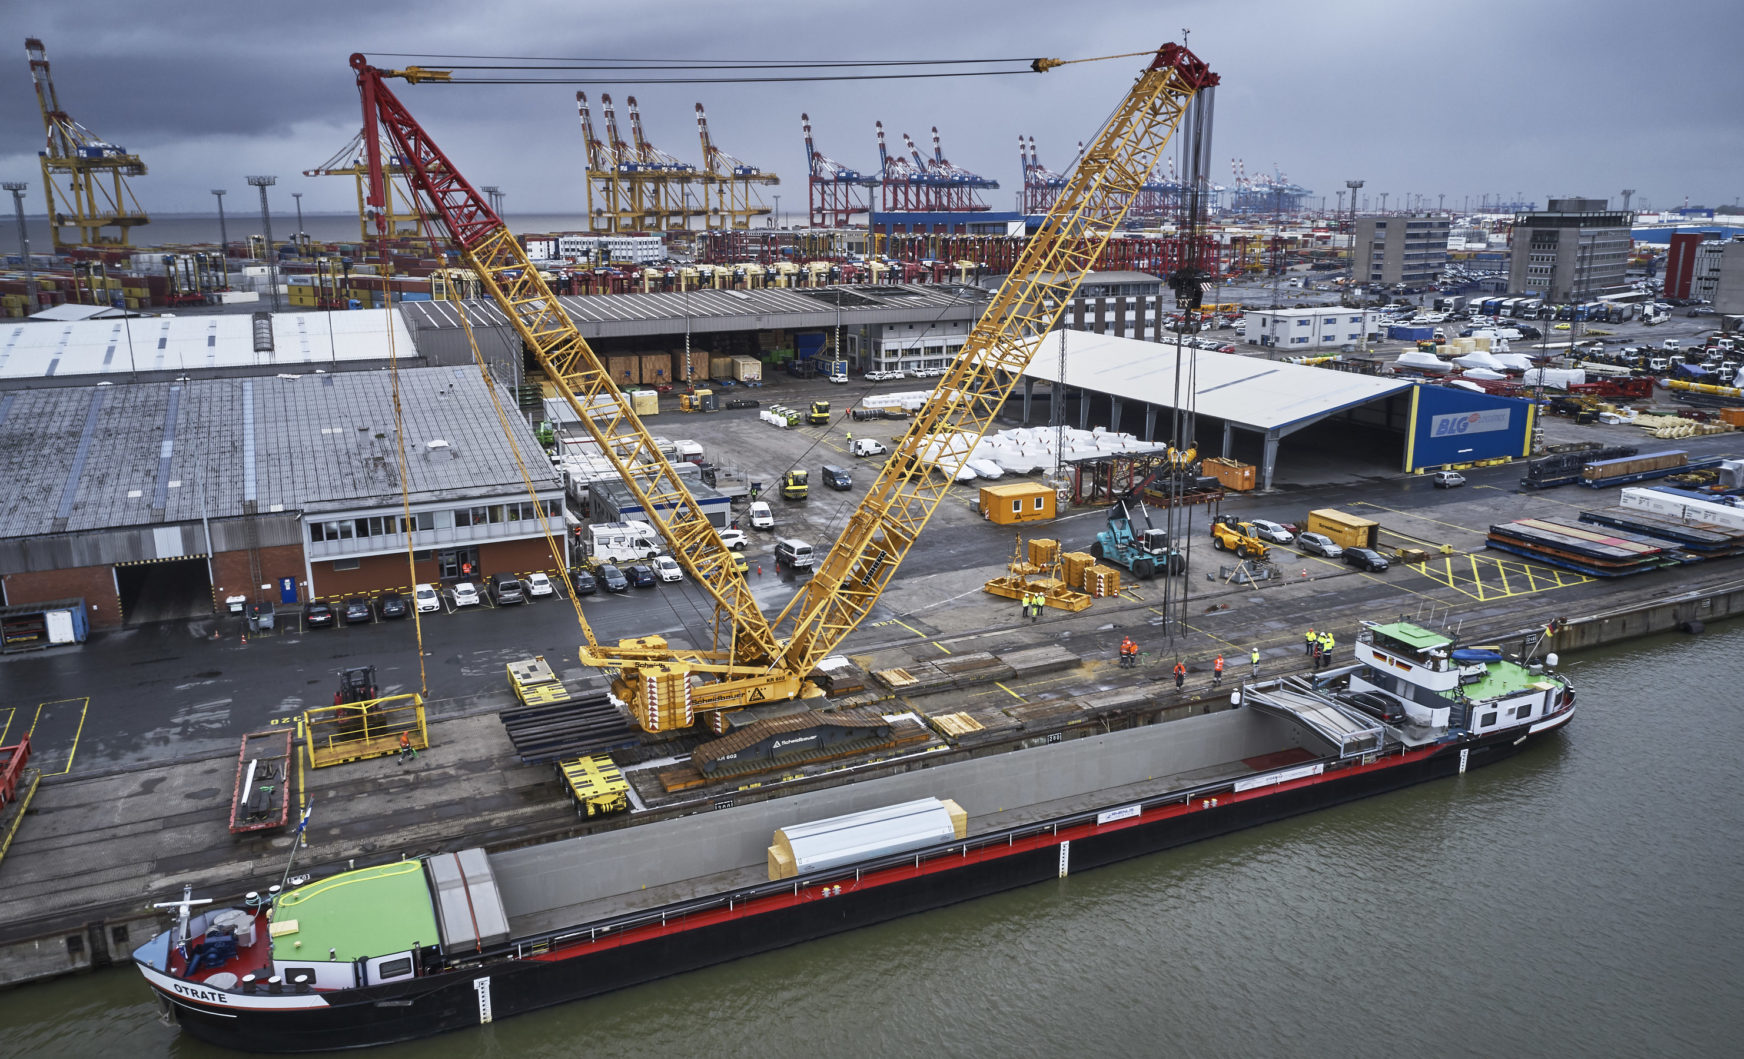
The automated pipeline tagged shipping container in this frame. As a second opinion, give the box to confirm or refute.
[1306,508,1379,549]
[1201,456,1256,492]
[629,390,659,416]
[978,482,1056,524]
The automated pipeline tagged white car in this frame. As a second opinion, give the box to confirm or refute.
[525,571,554,597]
[653,555,685,583]
[851,437,889,458]
[1248,519,1295,545]
[718,528,749,550]
[865,370,894,382]
[414,583,441,614]
[748,500,775,529]
[446,581,481,608]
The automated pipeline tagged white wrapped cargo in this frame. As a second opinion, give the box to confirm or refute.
[769,798,968,879]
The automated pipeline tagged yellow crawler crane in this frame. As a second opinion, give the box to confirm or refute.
[350,44,1219,733]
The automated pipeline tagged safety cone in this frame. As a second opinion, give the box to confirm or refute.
[240,631,248,646]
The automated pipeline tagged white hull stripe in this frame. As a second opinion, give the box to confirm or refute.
[138,962,332,1011]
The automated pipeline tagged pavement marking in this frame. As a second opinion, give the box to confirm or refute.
[0,706,13,746]
[992,681,1025,702]
[296,716,307,813]
[1350,500,1483,536]
[1413,552,1594,601]
[885,617,951,654]
[25,697,89,776]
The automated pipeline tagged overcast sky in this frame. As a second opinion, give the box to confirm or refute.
[5,0,1740,224]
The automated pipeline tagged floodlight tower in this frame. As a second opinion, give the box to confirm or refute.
[247,175,281,312]
[4,182,37,305]
[211,189,228,256]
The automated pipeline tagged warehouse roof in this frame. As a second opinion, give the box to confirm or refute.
[1022,330,1410,434]
[398,283,990,339]
[0,366,555,538]
[0,309,417,385]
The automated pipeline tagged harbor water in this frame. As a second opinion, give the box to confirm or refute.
[1,623,1739,1057]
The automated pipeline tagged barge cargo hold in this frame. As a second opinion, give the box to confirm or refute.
[133,622,1574,1053]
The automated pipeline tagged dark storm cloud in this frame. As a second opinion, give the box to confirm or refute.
[5,0,1739,217]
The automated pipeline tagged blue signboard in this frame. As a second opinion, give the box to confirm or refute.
[1406,385,1533,470]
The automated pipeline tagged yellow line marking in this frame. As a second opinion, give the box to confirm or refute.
[1350,500,1482,536]
[0,773,42,868]
[56,697,89,776]
[296,717,308,813]
[888,618,950,654]
[992,681,1025,702]
[0,706,13,746]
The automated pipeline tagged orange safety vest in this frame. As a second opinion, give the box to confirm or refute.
[1213,656,1224,672]
[1173,662,1185,676]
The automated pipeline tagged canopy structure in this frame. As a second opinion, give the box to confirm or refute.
[1017,330,1410,488]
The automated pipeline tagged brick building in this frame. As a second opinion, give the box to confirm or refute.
[0,367,561,628]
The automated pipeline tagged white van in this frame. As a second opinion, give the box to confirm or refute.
[774,537,815,569]
[850,437,888,457]
[586,520,662,563]
[748,501,774,529]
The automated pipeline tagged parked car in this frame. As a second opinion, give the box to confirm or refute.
[1296,532,1344,559]
[246,601,276,632]
[596,564,630,593]
[851,438,889,458]
[1339,690,1407,725]
[653,555,685,582]
[1248,519,1294,545]
[489,573,525,605]
[524,572,554,598]
[447,581,482,607]
[414,584,441,613]
[626,562,657,588]
[569,568,598,596]
[748,500,775,529]
[343,596,374,624]
[303,600,336,628]
[1343,547,1391,572]
[378,591,409,620]
[718,528,749,550]
[1431,470,1466,488]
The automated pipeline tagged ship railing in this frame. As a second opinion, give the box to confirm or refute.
[497,740,1417,964]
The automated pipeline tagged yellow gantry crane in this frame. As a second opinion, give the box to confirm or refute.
[696,102,777,229]
[351,43,1219,733]
[26,37,149,249]
[302,129,443,245]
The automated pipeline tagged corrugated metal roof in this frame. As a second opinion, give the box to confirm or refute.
[399,283,991,340]
[0,366,556,539]
[0,309,416,382]
[1022,330,1410,434]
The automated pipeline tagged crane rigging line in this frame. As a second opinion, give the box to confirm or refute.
[366,49,1160,84]
[425,71,1039,85]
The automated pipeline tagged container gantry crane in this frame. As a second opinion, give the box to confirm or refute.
[302,129,441,245]
[350,42,1219,733]
[802,113,877,228]
[695,102,777,230]
[26,37,149,249]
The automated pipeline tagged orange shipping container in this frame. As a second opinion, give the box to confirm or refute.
[1202,456,1255,492]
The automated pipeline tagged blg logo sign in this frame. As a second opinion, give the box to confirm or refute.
[1430,409,1510,437]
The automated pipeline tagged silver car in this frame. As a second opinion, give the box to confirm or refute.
[1296,532,1343,558]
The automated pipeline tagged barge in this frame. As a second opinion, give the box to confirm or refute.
[135,621,1574,1052]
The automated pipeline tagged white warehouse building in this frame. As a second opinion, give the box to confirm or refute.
[1243,307,1380,350]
